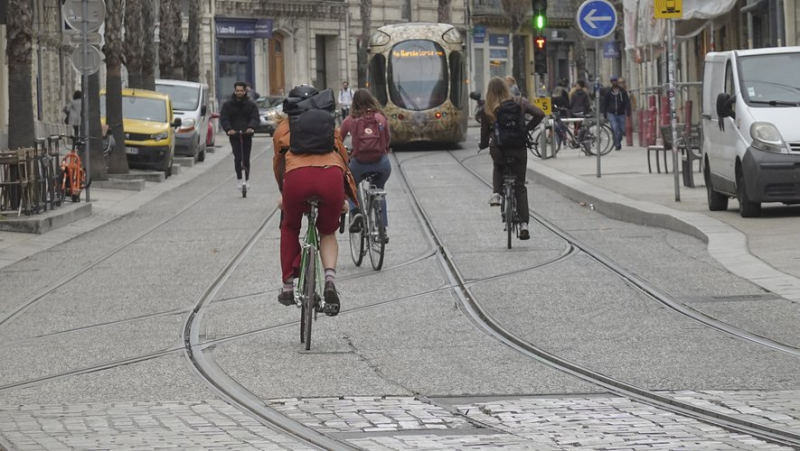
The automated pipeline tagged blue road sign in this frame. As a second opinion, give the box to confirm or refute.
[576,0,617,40]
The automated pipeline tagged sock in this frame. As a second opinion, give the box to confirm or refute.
[282,281,293,293]
[325,268,336,283]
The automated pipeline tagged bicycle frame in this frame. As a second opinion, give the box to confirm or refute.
[296,204,325,310]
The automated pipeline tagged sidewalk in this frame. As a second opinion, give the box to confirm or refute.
[528,141,800,302]
[0,143,232,269]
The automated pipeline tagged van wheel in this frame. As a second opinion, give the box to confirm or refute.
[704,164,728,211]
[736,170,761,217]
[197,148,206,162]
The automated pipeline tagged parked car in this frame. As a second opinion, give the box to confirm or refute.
[256,96,284,135]
[155,79,210,163]
[702,47,800,218]
[207,111,219,148]
[100,88,181,177]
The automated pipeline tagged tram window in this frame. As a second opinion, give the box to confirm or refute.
[369,54,388,106]
[449,52,465,109]
[388,40,448,110]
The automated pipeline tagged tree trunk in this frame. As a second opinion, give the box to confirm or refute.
[124,0,144,88]
[357,0,372,88]
[6,0,34,150]
[186,0,200,82]
[159,0,174,79]
[572,0,588,81]
[142,0,156,89]
[105,0,128,174]
[171,0,185,80]
[88,72,107,181]
[437,0,451,23]
[512,35,527,97]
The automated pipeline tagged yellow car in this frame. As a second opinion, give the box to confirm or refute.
[100,88,182,177]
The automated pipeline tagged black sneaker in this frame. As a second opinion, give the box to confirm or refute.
[323,281,340,316]
[277,290,294,306]
[349,213,363,233]
[382,233,389,244]
[519,223,530,240]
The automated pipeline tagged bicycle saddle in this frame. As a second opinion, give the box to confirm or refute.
[504,157,517,165]
[362,172,383,182]
[305,196,322,206]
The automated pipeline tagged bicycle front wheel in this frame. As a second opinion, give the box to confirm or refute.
[349,212,365,266]
[583,123,614,156]
[504,185,514,249]
[367,200,386,270]
[301,246,316,350]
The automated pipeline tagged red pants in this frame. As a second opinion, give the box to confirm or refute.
[280,166,345,282]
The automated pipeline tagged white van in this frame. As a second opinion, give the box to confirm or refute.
[155,80,210,162]
[702,47,800,217]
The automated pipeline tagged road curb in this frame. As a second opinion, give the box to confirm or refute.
[0,202,92,234]
[528,162,800,302]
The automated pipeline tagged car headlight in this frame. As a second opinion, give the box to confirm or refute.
[442,28,463,44]
[151,131,169,141]
[370,30,390,46]
[750,122,787,154]
[180,118,196,129]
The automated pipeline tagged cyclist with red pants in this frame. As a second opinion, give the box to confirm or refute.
[272,85,357,315]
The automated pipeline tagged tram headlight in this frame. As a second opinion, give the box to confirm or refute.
[370,30,390,46]
[442,28,463,44]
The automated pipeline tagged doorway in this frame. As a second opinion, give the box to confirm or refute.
[269,34,285,96]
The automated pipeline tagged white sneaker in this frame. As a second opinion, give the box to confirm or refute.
[236,179,243,191]
[489,193,501,206]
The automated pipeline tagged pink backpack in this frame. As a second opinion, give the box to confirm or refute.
[353,113,387,163]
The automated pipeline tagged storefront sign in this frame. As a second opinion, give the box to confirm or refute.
[603,41,620,58]
[216,18,273,39]
[489,34,509,47]
[473,25,486,43]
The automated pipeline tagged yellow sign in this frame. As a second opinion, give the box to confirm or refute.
[654,0,682,19]
[533,97,552,116]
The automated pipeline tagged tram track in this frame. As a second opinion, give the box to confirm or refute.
[394,150,800,448]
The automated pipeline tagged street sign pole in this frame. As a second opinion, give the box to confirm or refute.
[595,40,601,177]
[668,19,680,201]
[576,0,617,178]
[82,0,91,202]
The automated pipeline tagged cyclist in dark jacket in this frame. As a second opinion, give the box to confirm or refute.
[220,81,260,191]
[478,77,544,241]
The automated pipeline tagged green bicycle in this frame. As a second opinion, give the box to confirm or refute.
[296,197,339,350]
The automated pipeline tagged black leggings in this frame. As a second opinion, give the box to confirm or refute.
[230,135,252,180]
[490,146,529,223]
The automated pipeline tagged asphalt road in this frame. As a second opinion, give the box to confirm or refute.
[0,131,798,450]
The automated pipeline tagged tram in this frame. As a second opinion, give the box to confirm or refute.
[367,23,468,145]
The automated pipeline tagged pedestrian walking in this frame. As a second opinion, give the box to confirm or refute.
[338,81,354,120]
[601,76,632,151]
[65,90,82,137]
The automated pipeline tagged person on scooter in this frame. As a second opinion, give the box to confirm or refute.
[220,81,260,192]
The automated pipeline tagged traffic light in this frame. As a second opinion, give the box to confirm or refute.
[533,36,547,75]
[532,0,547,30]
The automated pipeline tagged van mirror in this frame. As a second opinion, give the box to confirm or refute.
[716,93,736,119]
[172,118,182,128]
[201,105,207,116]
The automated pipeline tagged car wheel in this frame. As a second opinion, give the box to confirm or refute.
[704,163,728,211]
[198,148,206,162]
[736,169,761,217]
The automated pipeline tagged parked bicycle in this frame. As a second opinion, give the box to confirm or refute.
[60,135,87,203]
[528,109,613,158]
[296,197,339,350]
[499,157,521,249]
[349,172,387,270]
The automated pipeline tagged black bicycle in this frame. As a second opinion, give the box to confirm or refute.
[349,172,387,270]
[500,157,520,249]
[528,109,613,158]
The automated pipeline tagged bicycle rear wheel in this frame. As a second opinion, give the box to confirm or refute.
[301,246,316,350]
[504,184,514,249]
[367,200,386,270]
[349,212,365,266]
[527,127,541,158]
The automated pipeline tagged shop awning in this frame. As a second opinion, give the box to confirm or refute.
[624,0,738,51]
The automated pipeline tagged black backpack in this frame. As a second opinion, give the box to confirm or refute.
[494,99,526,148]
[285,89,336,154]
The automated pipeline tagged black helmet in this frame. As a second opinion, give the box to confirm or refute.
[288,84,318,99]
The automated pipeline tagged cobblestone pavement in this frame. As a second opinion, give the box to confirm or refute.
[0,401,313,450]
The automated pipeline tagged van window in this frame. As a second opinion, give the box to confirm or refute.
[155,84,201,111]
[724,61,735,96]
[739,52,800,106]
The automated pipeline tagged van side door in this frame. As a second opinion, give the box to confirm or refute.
[718,59,741,188]
[702,56,725,180]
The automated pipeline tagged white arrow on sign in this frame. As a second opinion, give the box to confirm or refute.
[583,8,613,29]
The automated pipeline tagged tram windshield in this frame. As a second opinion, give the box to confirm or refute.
[388,40,448,111]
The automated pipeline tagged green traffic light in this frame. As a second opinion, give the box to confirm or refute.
[535,14,546,29]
